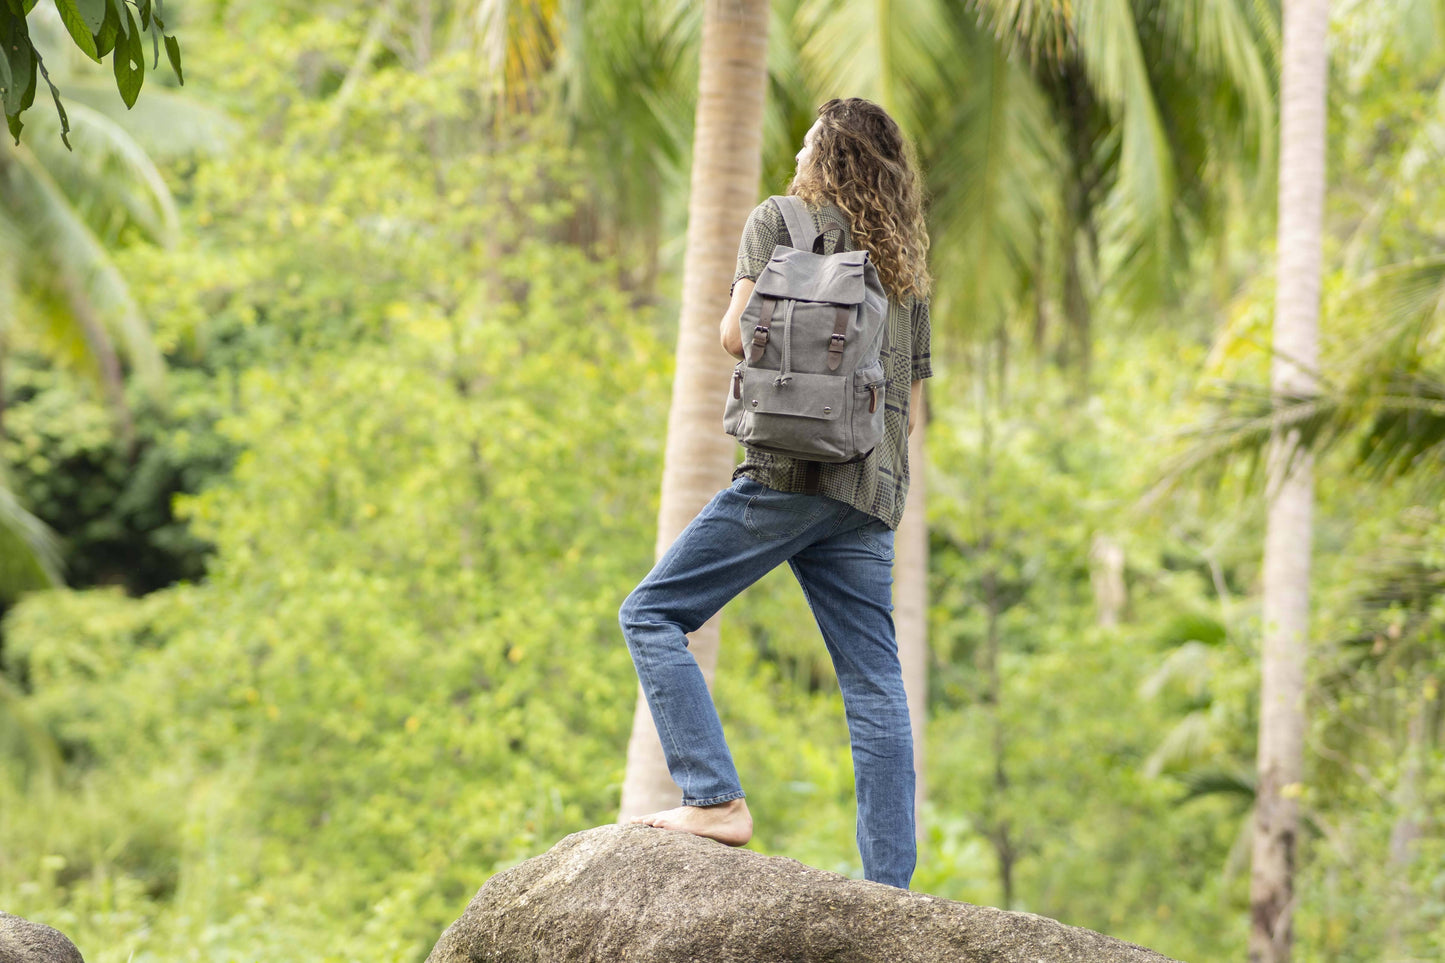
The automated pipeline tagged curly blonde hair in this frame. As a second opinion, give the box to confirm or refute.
[788,98,932,303]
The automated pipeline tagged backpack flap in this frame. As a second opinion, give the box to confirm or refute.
[753,249,869,305]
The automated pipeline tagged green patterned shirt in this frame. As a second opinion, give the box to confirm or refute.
[730,197,934,530]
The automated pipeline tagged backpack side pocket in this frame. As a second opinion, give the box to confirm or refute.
[851,359,886,459]
[723,361,747,437]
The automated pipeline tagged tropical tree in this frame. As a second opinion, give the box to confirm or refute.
[1251,1,1328,960]
[617,0,771,819]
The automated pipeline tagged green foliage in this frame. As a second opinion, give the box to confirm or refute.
[1,355,219,594]
[4,0,184,147]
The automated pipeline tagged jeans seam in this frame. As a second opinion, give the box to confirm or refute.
[682,790,747,807]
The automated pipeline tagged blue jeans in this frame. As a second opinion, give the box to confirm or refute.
[619,475,916,889]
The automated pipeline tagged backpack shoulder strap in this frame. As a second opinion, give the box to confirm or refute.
[819,203,851,251]
[770,195,818,252]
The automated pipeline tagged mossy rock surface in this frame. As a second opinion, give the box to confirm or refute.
[427,824,1184,963]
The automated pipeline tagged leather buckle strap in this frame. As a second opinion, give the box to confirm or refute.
[826,305,850,371]
[747,297,777,364]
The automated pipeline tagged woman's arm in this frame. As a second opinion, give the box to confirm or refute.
[719,278,754,361]
[909,379,923,436]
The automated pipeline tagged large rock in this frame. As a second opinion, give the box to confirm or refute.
[0,912,84,963]
[427,825,1183,962]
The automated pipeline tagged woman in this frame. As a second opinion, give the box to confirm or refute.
[619,97,933,890]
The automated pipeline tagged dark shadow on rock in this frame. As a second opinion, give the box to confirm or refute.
[0,912,85,963]
[427,824,1185,962]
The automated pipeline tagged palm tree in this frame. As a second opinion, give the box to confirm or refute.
[1251,1,1328,960]
[617,0,771,819]
[959,0,1276,386]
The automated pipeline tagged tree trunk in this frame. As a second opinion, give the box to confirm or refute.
[1249,2,1327,961]
[982,562,1014,909]
[1384,700,1426,957]
[895,397,929,841]
[1089,533,1126,628]
[617,0,770,820]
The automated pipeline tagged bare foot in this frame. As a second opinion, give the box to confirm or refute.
[628,797,753,847]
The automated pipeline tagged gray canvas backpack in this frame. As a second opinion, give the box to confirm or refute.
[723,195,890,463]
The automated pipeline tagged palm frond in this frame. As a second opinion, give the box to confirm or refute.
[1174,766,1257,805]
[1140,640,1218,703]
[1143,710,1219,778]
[793,0,955,132]
[1160,0,1276,150]
[1141,386,1335,510]
[460,0,564,114]
[57,78,241,161]
[1341,254,1445,360]
[967,0,1073,64]
[0,147,163,393]
[0,483,62,602]
[1075,0,1177,299]
[25,100,180,246]
[920,28,1063,334]
[557,0,698,247]
[1351,379,1445,482]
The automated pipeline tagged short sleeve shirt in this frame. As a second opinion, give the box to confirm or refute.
[730,198,934,530]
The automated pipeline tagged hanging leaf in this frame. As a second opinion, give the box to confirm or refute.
[76,0,105,32]
[107,0,126,38]
[95,0,119,56]
[35,47,70,147]
[54,0,100,62]
[164,33,181,85]
[0,20,10,100]
[0,9,33,116]
[112,0,144,108]
[138,0,150,30]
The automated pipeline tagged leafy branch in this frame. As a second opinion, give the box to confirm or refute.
[2,0,184,148]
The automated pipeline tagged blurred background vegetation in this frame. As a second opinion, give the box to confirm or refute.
[2,1,1444,961]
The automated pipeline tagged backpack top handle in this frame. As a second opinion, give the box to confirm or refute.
[770,195,850,255]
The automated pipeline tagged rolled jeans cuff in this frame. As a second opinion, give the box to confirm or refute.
[682,790,747,807]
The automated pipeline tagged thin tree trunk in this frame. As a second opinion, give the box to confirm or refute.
[1250,2,1327,961]
[973,343,1013,907]
[982,563,1014,909]
[895,396,929,841]
[1089,533,1126,628]
[1384,701,1425,957]
[618,0,770,821]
